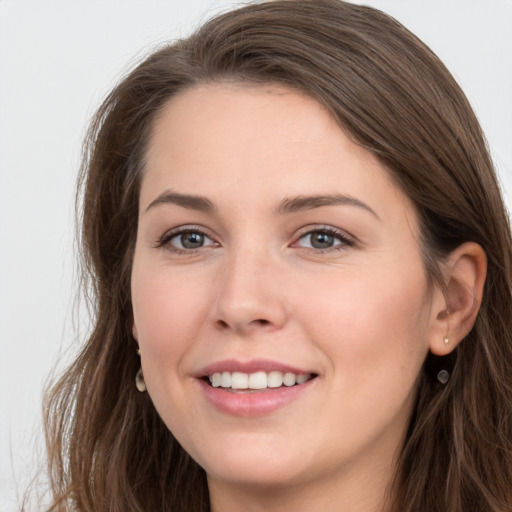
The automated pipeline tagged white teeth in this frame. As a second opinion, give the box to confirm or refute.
[221,371,231,388]
[267,371,283,388]
[231,372,249,389]
[283,372,296,386]
[211,373,222,387]
[209,371,311,390]
[296,373,309,384]
[249,371,267,389]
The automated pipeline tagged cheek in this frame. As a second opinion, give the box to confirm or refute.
[293,264,431,458]
[299,261,431,385]
[132,267,207,347]
[131,265,216,431]
[131,263,215,403]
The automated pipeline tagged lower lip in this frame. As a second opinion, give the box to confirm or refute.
[198,378,316,417]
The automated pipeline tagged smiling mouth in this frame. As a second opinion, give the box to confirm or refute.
[205,371,316,391]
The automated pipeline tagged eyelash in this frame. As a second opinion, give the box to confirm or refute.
[156,225,217,254]
[293,226,355,253]
[156,225,355,254]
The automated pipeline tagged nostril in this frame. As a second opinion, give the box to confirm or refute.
[215,318,271,331]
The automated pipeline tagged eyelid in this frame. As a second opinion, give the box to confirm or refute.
[154,223,355,253]
[155,224,218,250]
[291,225,356,250]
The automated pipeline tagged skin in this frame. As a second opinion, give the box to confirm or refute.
[131,83,479,512]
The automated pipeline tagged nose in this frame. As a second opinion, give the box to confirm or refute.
[213,249,289,335]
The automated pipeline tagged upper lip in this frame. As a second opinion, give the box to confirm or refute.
[197,359,315,378]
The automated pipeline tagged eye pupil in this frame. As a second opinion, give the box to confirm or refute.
[181,232,204,249]
[311,232,334,249]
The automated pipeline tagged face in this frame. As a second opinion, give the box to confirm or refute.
[131,83,436,497]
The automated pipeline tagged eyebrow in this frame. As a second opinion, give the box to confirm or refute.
[145,190,214,213]
[145,190,379,219]
[278,194,380,219]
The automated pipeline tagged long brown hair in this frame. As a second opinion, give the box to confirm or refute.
[42,1,512,510]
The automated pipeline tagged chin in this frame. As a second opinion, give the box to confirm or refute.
[205,458,305,490]
[193,434,310,488]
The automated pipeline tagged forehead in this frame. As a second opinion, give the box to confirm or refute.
[141,82,416,228]
[146,82,343,169]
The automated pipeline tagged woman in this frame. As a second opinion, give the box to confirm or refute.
[43,0,512,510]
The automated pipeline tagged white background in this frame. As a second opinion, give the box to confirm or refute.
[1,0,511,509]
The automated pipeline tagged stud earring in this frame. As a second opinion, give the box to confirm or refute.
[437,369,450,385]
[135,367,146,392]
[443,337,450,345]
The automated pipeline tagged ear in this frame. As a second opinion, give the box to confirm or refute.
[429,242,487,356]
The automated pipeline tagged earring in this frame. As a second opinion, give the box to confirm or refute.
[443,337,450,345]
[135,367,146,392]
[437,369,450,385]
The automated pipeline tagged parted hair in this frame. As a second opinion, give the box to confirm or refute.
[41,1,512,510]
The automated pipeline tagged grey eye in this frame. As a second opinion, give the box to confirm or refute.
[297,230,344,250]
[309,232,336,249]
[169,231,214,250]
[179,232,205,249]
